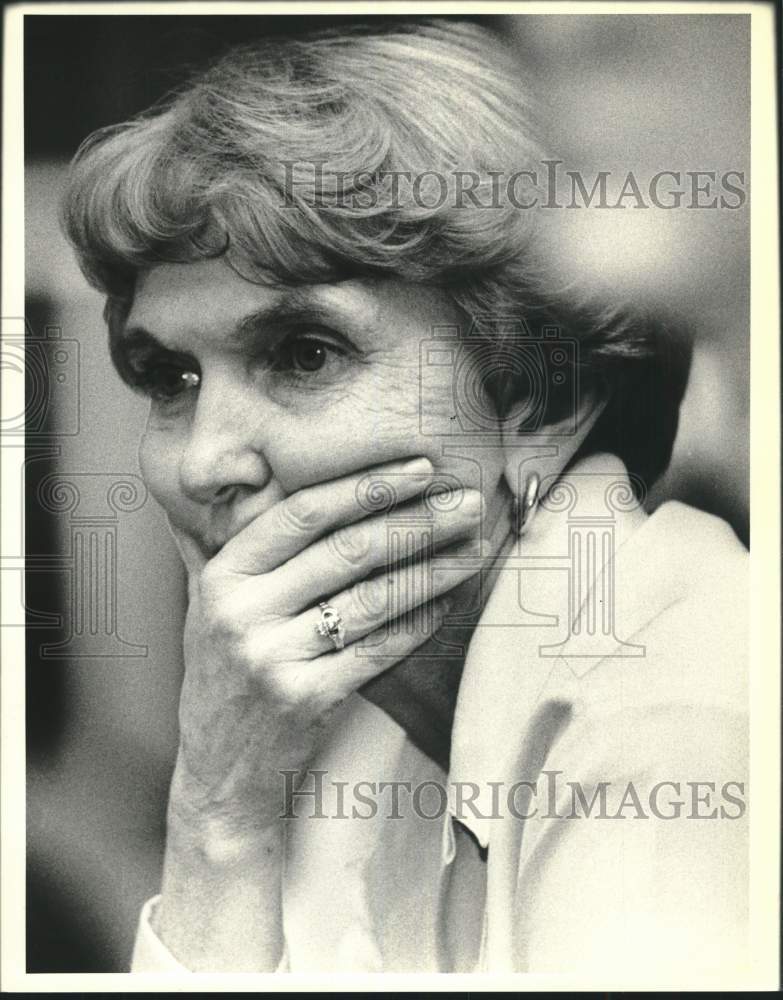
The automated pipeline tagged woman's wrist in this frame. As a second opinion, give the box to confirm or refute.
[153,795,286,971]
[165,782,285,869]
[167,747,286,840]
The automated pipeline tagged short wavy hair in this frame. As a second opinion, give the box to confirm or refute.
[61,18,691,492]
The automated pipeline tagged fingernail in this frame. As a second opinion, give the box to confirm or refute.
[459,490,483,516]
[399,457,433,476]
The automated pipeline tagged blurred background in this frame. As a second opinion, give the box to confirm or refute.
[22,13,749,971]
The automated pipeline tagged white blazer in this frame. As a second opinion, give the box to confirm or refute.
[132,454,749,979]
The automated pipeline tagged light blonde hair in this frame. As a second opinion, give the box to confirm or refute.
[61,18,691,489]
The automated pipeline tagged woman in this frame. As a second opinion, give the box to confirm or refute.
[62,20,748,976]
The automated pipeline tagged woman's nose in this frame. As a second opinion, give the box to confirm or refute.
[177,377,273,504]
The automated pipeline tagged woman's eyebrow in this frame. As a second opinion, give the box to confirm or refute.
[232,298,354,345]
[121,289,370,352]
[116,325,168,355]
[233,289,376,345]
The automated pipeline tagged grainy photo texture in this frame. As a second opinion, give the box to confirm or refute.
[16,7,760,984]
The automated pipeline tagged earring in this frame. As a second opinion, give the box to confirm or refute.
[513,472,541,535]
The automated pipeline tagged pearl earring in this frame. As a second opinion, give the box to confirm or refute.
[513,472,541,535]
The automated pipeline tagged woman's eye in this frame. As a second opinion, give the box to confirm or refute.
[290,339,329,373]
[273,333,348,378]
[132,362,201,401]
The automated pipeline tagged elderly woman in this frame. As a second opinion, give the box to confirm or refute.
[62,20,748,976]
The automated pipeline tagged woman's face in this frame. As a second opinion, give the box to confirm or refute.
[125,259,511,564]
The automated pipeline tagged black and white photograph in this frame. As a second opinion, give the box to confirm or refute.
[2,1,779,990]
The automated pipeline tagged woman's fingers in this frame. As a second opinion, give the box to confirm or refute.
[210,457,435,577]
[321,593,455,701]
[271,535,482,659]
[262,488,483,613]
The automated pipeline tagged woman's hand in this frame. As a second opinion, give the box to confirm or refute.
[153,455,483,968]
[166,456,483,841]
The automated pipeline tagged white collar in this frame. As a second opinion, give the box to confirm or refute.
[446,452,655,847]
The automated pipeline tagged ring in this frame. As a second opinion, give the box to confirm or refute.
[315,601,345,651]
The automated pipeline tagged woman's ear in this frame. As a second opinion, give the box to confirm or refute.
[500,383,610,503]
